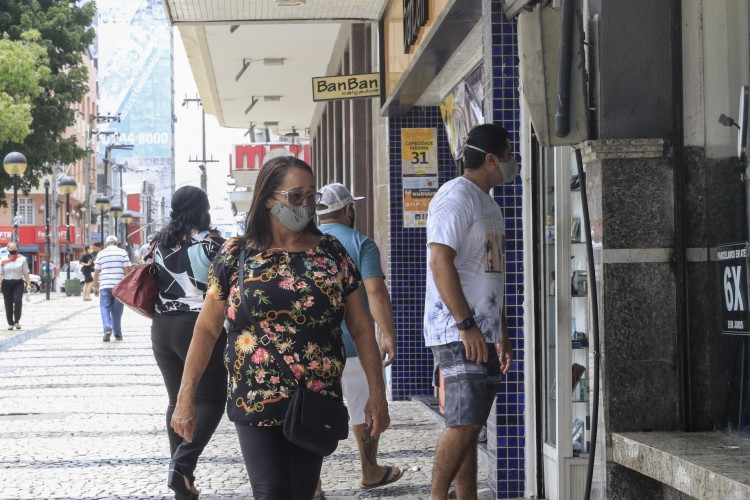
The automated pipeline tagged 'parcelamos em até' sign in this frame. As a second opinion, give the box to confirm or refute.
[716,242,750,335]
[312,73,380,102]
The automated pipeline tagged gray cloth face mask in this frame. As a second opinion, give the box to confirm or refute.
[270,200,316,232]
[465,144,519,184]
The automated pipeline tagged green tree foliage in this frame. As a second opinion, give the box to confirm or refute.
[0,0,96,196]
[0,31,50,146]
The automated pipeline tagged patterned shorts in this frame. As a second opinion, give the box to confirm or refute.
[431,341,501,427]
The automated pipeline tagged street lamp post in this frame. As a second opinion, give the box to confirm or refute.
[3,152,28,244]
[109,205,123,245]
[58,176,78,282]
[44,180,51,301]
[95,195,110,244]
[120,211,133,262]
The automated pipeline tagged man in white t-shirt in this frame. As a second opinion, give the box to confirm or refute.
[94,235,131,342]
[423,123,517,499]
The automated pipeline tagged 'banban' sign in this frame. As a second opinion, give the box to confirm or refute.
[716,242,750,335]
[312,73,380,102]
[403,0,429,53]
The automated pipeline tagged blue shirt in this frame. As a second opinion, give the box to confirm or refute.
[319,223,385,357]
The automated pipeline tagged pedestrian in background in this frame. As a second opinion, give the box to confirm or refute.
[139,233,155,263]
[79,245,95,301]
[150,186,227,500]
[316,183,402,497]
[40,260,57,293]
[423,124,515,499]
[0,242,31,330]
[93,235,131,341]
[171,157,390,500]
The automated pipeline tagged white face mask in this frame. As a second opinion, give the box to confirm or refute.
[498,156,520,184]
[270,200,315,232]
[465,144,519,184]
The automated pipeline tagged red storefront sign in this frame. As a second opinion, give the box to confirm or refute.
[0,226,77,245]
[232,144,311,172]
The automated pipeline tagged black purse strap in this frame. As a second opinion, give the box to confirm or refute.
[238,247,301,386]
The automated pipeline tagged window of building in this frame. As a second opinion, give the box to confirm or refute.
[14,198,35,225]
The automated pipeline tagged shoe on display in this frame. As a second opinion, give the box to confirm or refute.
[103,331,112,342]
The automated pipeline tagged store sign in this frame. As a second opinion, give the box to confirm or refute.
[401,128,438,228]
[233,144,311,170]
[403,0,429,52]
[312,74,380,101]
[716,242,750,335]
[401,128,438,176]
[0,226,76,245]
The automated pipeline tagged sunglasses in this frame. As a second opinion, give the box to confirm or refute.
[274,190,323,206]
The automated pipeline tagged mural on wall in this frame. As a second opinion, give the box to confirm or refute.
[95,0,174,205]
[440,65,485,160]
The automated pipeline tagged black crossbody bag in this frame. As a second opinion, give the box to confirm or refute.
[237,247,349,456]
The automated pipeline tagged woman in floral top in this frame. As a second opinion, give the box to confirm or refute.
[171,157,389,500]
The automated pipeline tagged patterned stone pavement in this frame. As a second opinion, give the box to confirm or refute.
[0,293,491,499]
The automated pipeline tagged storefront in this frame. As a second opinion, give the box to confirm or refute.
[0,226,80,274]
[375,1,527,497]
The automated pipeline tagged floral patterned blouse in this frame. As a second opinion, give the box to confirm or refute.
[208,235,361,426]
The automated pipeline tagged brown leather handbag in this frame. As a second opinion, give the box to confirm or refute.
[113,241,159,319]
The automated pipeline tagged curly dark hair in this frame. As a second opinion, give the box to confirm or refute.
[158,186,212,248]
[240,156,320,250]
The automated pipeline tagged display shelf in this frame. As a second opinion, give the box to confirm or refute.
[540,147,592,500]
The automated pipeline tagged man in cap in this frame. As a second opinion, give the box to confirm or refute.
[315,183,402,495]
[423,123,516,499]
[93,235,131,341]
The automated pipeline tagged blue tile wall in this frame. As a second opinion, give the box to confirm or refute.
[484,1,525,498]
[388,106,456,400]
[387,3,525,498]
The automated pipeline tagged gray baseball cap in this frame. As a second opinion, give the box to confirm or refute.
[316,183,364,215]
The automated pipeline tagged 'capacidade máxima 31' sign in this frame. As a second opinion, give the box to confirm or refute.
[716,242,750,335]
[312,73,380,102]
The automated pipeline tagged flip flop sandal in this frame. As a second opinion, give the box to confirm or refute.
[360,466,405,490]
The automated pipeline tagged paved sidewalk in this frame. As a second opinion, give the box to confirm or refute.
[0,294,490,499]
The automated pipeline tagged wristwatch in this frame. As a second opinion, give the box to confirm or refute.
[456,316,477,331]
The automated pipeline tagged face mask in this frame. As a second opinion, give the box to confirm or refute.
[270,200,315,232]
[465,143,519,184]
[498,157,520,184]
[8,250,17,255]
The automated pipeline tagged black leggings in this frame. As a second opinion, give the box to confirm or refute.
[235,424,324,500]
[151,312,227,477]
[1,279,24,325]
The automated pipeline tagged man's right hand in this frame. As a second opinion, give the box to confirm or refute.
[459,327,488,365]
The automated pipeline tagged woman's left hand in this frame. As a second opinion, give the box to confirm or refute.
[363,391,390,439]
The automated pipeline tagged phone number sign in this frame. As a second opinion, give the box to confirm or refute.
[717,242,750,335]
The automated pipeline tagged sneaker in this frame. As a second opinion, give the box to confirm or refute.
[7,325,13,331]
[14,323,21,330]
[103,330,112,342]
[114,335,123,341]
